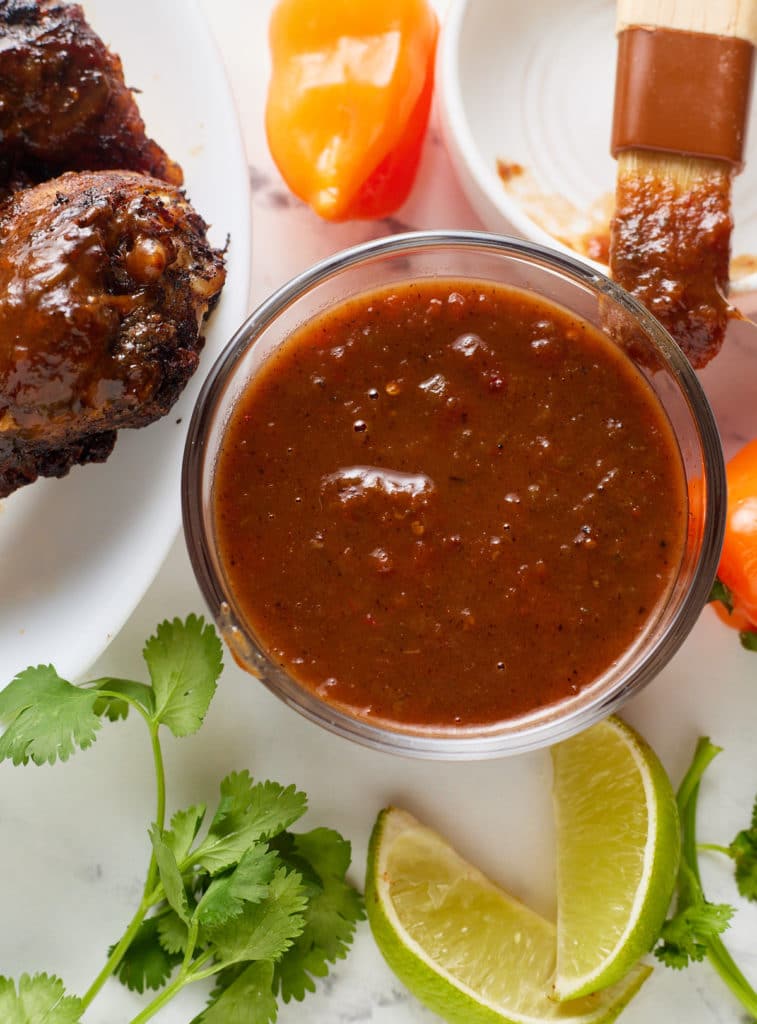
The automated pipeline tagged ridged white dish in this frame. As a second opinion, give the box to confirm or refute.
[438,0,757,299]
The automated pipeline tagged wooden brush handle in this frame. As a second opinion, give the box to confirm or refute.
[617,0,757,43]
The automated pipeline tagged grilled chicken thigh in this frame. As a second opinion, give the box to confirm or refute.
[0,0,182,192]
[0,170,226,497]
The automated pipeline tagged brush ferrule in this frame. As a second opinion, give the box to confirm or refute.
[611,26,754,170]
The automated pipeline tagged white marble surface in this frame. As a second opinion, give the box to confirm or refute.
[2,1,757,1022]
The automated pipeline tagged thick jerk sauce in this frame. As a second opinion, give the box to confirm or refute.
[610,155,733,369]
[213,280,688,731]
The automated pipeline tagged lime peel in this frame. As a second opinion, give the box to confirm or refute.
[552,717,680,1001]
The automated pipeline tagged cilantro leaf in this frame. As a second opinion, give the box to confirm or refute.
[206,964,246,1002]
[193,774,307,875]
[196,846,280,928]
[90,680,155,721]
[0,667,101,766]
[730,797,757,902]
[709,578,734,614]
[209,774,308,841]
[0,974,82,1023]
[157,910,190,956]
[192,961,278,1024]
[655,901,734,967]
[273,829,364,1001]
[150,826,191,922]
[205,867,307,966]
[164,804,206,864]
[144,616,222,737]
[91,695,130,723]
[113,917,182,993]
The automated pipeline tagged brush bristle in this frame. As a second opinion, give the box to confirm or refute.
[616,150,732,190]
[609,149,733,367]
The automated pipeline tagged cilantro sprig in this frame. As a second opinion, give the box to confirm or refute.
[654,738,757,1018]
[0,616,363,1024]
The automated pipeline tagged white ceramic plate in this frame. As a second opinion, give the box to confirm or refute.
[0,0,251,685]
[438,0,757,295]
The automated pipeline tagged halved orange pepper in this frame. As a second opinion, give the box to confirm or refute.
[265,0,438,221]
[714,438,757,631]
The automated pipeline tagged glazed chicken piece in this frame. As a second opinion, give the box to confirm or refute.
[0,0,182,192]
[0,170,226,497]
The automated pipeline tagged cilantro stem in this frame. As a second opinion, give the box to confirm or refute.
[126,952,218,1024]
[677,737,757,1018]
[143,722,167,896]
[699,843,732,857]
[181,918,200,973]
[128,969,189,1024]
[677,738,721,823]
[185,958,221,983]
[126,953,215,1024]
[81,718,168,1011]
[707,940,757,1019]
[80,894,153,1011]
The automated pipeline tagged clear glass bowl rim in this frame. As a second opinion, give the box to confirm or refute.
[182,230,726,760]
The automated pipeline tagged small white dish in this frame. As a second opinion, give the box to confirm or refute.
[437,0,757,296]
[0,0,251,686]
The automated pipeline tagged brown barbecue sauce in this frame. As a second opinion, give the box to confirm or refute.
[610,157,733,368]
[213,280,688,731]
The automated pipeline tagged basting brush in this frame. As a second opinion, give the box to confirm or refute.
[609,0,757,367]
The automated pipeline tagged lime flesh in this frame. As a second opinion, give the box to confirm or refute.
[552,717,680,1000]
[366,806,651,1024]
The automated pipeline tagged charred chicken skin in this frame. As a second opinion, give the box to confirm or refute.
[0,0,182,191]
[0,170,226,497]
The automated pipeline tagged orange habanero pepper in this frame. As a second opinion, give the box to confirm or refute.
[715,438,757,631]
[265,0,438,222]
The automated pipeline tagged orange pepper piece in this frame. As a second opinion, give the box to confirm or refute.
[716,438,757,630]
[265,0,438,221]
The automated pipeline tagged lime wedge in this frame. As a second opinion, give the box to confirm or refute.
[366,807,651,1024]
[552,716,679,1000]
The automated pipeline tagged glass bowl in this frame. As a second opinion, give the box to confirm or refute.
[182,231,725,760]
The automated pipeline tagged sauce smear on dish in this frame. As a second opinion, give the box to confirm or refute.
[213,280,687,730]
